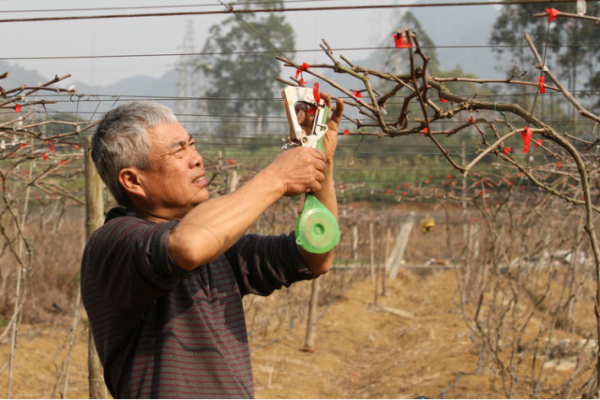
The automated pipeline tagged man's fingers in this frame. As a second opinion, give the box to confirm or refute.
[320,92,333,109]
[312,148,326,162]
[315,171,325,183]
[330,98,344,126]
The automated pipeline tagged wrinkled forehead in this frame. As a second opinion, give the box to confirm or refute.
[145,121,192,153]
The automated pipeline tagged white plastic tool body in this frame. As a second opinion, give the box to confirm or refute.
[281,86,328,149]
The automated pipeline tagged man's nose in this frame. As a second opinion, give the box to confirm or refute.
[191,149,203,168]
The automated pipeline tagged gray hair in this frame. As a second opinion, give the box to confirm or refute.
[92,101,177,207]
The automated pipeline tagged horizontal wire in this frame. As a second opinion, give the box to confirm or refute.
[20,91,600,104]
[0,0,587,24]
[3,43,600,61]
[0,0,349,14]
[44,110,600,124]
[40,108,599,125]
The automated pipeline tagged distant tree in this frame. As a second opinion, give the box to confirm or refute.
[490,1,600,106]
[199,0,295,139]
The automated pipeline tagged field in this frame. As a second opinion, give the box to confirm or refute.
[0,203,596,398]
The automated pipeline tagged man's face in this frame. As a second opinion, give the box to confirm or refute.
[138,121,208,219]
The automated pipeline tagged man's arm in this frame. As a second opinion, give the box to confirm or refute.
[296,93,344,275]
[168,145,327,271]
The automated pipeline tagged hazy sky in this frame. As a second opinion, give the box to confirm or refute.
[0,0,421,87]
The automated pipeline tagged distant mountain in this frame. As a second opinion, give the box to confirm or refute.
[0,60,179,117]
[410,1,501,79]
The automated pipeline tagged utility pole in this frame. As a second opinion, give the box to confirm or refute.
[178,21,206,133]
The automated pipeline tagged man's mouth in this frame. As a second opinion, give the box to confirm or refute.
[192,176,207,185]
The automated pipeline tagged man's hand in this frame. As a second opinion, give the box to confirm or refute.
[296,92,344,165]
[265,147,327,197]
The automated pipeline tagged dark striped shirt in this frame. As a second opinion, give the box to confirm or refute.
[81,207,315,399]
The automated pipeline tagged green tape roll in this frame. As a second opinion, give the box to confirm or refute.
[295,193,340,254]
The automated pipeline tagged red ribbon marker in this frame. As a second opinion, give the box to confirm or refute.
[447,175,450,179]
[298,78,307,87]
[440,98,448,103]
[313,82,321,104]
[391,32,413,48]
[307,107,316,115]
[422,127,428,136]
[15,104,21,113]
[43,152,47,160]
[19,143,25,149]
[386,189,391,195]
[429,175,432,179]
[352,90,362,99]
[74,144,79,150]
[49,144,54,151]
[405,183,409,187]
[344,129,349,136]
[546,7,559,22]
[557,162,561,168]
[228,159,235,165]
[538,76,546,93]
[65,160,69,165]
[503,147,511,154]
[295,62,310,79]
[535,139,542,148]
[467,116,475,123]
[403,192,407,196]
[451,181,455,186]
[521,127,532,153]
[425,180,429,184]
[521,185,525,190]
[397,185,400,190]
[58,160,62,165]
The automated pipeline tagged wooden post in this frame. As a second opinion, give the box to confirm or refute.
[352,225,358,262]
[374,223,384,305]
[84,136,109,400]
[388,215,415,280]
[301,279,319,352]
[383,226,391,297]
[226,170,238,194]
[369,222,375,285]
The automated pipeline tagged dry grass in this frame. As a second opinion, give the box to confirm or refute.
[0,202,597,398]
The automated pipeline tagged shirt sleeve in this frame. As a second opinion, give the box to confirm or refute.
[84,217,197,316]
[225,231,317,297]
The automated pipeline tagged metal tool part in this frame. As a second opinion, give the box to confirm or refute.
[281,86,329,149]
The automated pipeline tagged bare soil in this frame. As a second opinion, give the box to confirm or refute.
[0,268,590,399]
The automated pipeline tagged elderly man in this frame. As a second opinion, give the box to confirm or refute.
[80,93,343,398]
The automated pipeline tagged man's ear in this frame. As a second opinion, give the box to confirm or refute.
[118,167,146,200]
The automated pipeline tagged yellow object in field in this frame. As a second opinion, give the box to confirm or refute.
[421,217,435,233]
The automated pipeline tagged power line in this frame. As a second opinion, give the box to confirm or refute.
[27,90,599,103]
[0,0,585,24]
[0,0,348,14]
[3,43,600,61]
